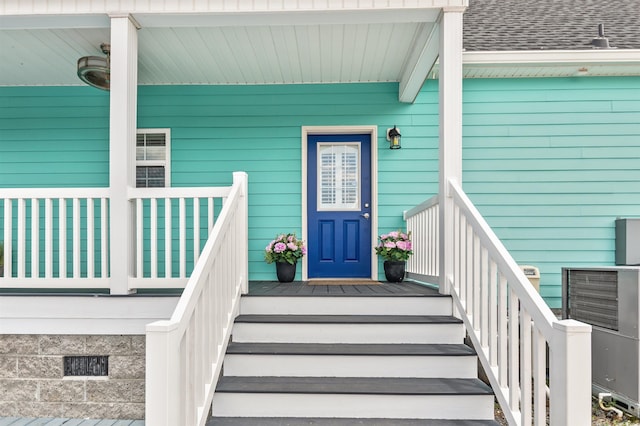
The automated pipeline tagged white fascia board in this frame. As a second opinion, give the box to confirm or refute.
[463,49,640,65]
[0,295,180,335]
[1,0,466,16]
[133,9,440,28]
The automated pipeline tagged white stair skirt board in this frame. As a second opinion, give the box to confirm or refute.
[223,354,477,378]
[231,322,464,344]
[212,393,495,420]
[240,296,452,316]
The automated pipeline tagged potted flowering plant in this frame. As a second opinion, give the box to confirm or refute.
[375,230,413,282]
[265,233,307,282]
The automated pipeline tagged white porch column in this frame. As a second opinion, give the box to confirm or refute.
[438,9,464,295]
[109,15,139,294]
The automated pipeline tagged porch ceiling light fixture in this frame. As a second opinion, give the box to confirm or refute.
[77,43,111,91]
[386,126,401,149]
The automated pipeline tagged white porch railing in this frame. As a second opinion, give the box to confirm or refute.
[0,188,110,287]
[129,186,232,289]
[0,185,233,291]
[145,171,248,426]
[405,179,592,426]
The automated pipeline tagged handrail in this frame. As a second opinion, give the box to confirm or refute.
[145,171,248,426]
[405,180,592,425]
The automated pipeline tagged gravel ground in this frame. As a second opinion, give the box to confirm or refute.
[493,398,640,425]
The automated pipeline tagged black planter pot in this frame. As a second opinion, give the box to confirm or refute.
[276,261,297,283]
[383,260,406,283]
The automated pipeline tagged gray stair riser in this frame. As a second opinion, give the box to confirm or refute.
[212,393,495,419]
[231,322,465,344]
[223,354,477,378]
[240,296,452,316]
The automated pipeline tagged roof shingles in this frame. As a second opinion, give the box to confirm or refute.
[463,0,640,51]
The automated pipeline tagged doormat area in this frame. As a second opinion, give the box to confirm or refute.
[307,280,382,285]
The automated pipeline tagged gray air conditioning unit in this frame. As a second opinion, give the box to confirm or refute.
[562,267,640,417]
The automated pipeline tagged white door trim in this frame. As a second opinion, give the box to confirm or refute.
[301,125,378,281]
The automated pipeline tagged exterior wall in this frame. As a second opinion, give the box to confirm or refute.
[2,77,640,307]
[0,334,145,419]
[461,76,640,308]
[136,83,438,281]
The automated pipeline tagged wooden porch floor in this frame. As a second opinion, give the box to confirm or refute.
[248,280,440,296]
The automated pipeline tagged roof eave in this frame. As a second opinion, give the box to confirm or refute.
[428,49,640,79]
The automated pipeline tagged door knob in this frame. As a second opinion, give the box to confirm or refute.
[361,213,370,219]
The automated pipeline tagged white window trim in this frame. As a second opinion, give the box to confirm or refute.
[136,128,171,187]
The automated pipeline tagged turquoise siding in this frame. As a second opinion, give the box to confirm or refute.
[462,77,640,308]
[2,77,639,307]
[136,84,438,281]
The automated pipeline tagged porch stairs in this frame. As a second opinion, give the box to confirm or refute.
[207,282,499,425]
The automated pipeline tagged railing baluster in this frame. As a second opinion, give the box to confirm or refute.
[72,198,80,278]
[473,233,480,330]
[151,198,158,278]
[31,198,39,278]
[508,287,519,410]
[17,198,26,278]
[179,197,186,278]
[87,198,95,278]
[45,198,53,278]
[489,259,498,366]
[101,198,108,278]
[498,273,508,387]
[533,328,547,426]
[481,246,489,347]
[59,198,67,278]
[136,198,143,278]
[193,197,200,264]
[165,198,172,278]
[521,309,532,425]
[3,199,13,278]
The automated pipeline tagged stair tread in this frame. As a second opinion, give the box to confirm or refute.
[235,314,462,324]
[226,342,476,356]
[216,376,494,395]
[208,418,500,425]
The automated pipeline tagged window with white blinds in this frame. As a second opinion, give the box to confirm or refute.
[136,129,170,188]
[317,142,361,210]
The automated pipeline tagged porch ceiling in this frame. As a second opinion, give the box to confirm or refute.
[0,6,446,102]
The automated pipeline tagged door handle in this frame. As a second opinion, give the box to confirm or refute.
[361,213,370,220]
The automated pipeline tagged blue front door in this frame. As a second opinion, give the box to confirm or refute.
[307,134,372,278]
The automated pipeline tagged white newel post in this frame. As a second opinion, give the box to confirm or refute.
[233,172,250,295]
[549,319,592,425]
[109,15,139,294]
[438,9,464,295]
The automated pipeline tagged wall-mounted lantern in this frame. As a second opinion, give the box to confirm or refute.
[386,126,401,149]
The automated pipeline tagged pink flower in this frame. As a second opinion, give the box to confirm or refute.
[287,242,298,251]
[389,231,399,238]
[396,240,412,251]
[274,242,287,253]
[384,241,396,249]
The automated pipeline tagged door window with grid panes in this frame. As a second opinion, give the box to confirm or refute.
[136,130,170,188]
